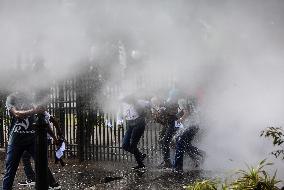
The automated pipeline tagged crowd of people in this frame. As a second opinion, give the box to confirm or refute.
[1,50,204,189]
[118,88,205,172]
[1,86,204,189]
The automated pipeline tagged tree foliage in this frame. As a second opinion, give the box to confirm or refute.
[261,127,284,160]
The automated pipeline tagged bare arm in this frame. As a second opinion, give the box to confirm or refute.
[10,107,44,119]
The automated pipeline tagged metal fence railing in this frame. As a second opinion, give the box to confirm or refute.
[0,73,174,164]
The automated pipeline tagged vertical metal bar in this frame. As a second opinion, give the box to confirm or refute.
[35,114,48,190]
[59,83,65,137]
[76,76,85,162]
[110,113,114,161]
[95,110,99,161]
[72,78,76,158]
[102,111,106,161]
[98,110,102,160]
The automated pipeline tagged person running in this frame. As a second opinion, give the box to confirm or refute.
[118,94,150,170]
[157,89,180,169]
[172,97,204,173]
[2,91,61,190]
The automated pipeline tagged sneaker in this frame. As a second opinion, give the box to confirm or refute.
[131,164,146,170]
[48,183,61,190]
[172,168,183,174]
[18,179,35,186]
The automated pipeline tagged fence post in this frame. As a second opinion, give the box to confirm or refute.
[0,97,5,148]
[58,84,65,136]
[35,114,48,190]
[0,114,3,148]
[76,76,86,162]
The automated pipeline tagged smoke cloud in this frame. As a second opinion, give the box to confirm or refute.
[1,0,284,181]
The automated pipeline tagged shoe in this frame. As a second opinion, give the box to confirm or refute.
[131,164,146,170]
[48,183,61,190]
[18,179,35,186]
[172,168,183,174]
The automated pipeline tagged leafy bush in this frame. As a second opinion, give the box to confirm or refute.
[230,159,280,190]
[261,127,284,160]
[184,180,218,190]
[184,160,281,190]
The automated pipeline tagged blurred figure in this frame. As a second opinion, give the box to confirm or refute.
[153,89,180,169]
[173,97,205,173]
[118,94,151,170]
[2,91,60,190]
[18,111,63,187]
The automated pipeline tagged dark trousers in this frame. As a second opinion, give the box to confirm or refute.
[22,151,35,181]
[160,120,176,163]
[122,119,145,166]
[173,126,201,171]
[2,143,56,190]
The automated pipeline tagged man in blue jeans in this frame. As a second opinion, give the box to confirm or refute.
[157,89,179,169]
[2,91,60,190]
[18,111,63,187]
[118,94,150,170]
[173,98,204,173]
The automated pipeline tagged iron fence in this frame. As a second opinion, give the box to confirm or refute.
[0,73,174,164]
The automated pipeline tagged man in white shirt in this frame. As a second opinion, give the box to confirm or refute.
[118,94,150,170]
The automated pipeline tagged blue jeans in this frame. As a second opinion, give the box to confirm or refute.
[174,126,201,171]
[22,151,35,181]
[2,143,56,190]
[160,120,176,163]
[122,118,145,166]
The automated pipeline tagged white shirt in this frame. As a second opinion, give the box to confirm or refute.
[117,99,150,123]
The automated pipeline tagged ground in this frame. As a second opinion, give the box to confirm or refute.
[0,152,205,190]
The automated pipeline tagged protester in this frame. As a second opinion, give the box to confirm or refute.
[157,89,179,169]
[2,91,61,190]
[172,97,204,173]
[118,94,150,170]
[18,111,63,187]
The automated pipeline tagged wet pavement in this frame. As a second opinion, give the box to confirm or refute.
[0,159,208,190]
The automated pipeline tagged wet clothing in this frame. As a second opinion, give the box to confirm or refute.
[173,126,201,171]
[120,99,150,167]
[3,144,56,190]
[159,100,179,164]
[173,98,203,171]
[122,118,146,167]
[6,92,36,146]
[2,92,57,190]
[21,111,56,182]
[22,151,35,181]
[160,120,176,164]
